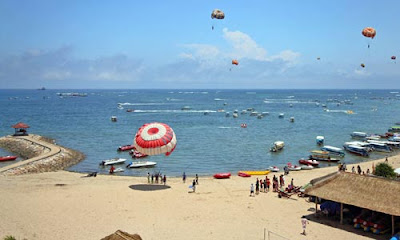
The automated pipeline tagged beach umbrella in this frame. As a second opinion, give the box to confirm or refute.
[133,122,177,156]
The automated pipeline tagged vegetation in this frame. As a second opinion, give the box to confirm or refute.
[4,236,17,240]
[374,162,397,179]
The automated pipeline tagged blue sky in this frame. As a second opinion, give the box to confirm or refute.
[0,0,399,89]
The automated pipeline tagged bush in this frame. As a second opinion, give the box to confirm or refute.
[4,236,16,240]
[374,162,396,179]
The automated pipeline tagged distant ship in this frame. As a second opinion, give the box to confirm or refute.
[37,87,46,90]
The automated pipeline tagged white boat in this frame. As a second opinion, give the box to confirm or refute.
[287,163,301,171]
[316,136,324,145]
[232,113,239,118]
[270,141,285,152]
[300,164,314,170]
[100,158,127,166]
[250,111,258,116]
[350,132,368,139]
[126,161,157,168]
[344,141,373,152]
[110,167,125,173]
[257,114,264,119]
[269,166,279,172]
[290,117,295,122]
[343,144,369,157]
[241,110,247,115]
[261,112,269,116]
[321,145,345,157]
[111,116,117,122]
[181,106,192,110]
[279,113,284,118]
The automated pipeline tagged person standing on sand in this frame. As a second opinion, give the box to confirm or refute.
[147,172,150,183]
[352,166,355,173]
[163,175,166,185]
[357,165,362,174]
[192,179,196,192]
[195,174,199,185]
[151,174,154,184]
[250,183,255,197]
[266,177,270,192]
[301,216,309,235]
[183,172,186,183]
[255,178,260,194]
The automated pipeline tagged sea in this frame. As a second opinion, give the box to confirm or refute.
[1,89,400,177]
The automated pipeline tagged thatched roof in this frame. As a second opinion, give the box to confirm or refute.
[305,171,400,216]
[12,122,30,128]
[101,230,142,240]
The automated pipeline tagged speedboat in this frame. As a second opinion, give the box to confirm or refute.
[344,141,373,152]
[232,113,239,118]
[110,167,125,173]
[0,155,17,162]
[270,141,285,152]
[118,145,135,151]
[250,111,258,116]
[308,150,340,162]
[261,112,269,116]
[300,164,314,170]
[269,166,279,172]
[299,159,319,167]
[350,132,368,139]
[316,136,324,145]
[287,163,301,171]
[126,161,157,168]
[130,150,148,158]
[388,126,400,133]
[257,114,264,119]
[279,113,284,118]
[365,142,392,153]
[343,144,369,157]
[289,117,295,122]
[111,116,117,122]
[100,158,127,166]
[320,145,345,157]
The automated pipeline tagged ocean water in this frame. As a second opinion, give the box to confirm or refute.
[1,89,400,177]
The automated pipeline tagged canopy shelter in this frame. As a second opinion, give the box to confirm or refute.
[12,122,30,136]
[305,171,400,235]
[101,230,142,240]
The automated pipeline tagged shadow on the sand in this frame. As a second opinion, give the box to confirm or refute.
[129,184,171,191]
[305,213,389,240]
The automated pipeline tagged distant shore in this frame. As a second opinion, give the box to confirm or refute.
[0,134,85,176]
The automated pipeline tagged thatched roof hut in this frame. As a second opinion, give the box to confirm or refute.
[101,230,142,240]
[305,171,400,216]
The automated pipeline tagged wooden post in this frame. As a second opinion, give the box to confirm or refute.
[392,215,395,236]
[340,203,343,224]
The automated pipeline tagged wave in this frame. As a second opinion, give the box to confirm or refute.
[166,98,183,101]
[118,102,167,106]
[133,110,218,113]
[214,98,226,101]
[218,126,240,129]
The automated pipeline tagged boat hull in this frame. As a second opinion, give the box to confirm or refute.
[127,161,157,168]
[214,173,231,179]
[239,170,270,175]
[0,156,17,162]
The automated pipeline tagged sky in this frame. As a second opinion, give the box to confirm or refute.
[0,0,399,89]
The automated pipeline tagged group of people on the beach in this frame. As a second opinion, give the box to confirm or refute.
[147,172,167,185]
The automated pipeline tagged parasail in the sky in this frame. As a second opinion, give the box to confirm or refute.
[232,59,239,65]
[391,56,396,60]
[211,9,225,19]
[360,63,365,68]
[362,27,376,39]
[133,122,177,156]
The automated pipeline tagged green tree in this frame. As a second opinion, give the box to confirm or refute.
[4,236,16,240]
[374,162,396,179]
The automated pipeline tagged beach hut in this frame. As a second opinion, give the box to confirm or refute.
[101,230,142,240]
[11,122,30,136]
[305,171,400,235]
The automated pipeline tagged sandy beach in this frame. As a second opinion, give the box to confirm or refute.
[1,151,399,240]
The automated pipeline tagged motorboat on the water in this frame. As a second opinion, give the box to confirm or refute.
[126,161,157,168]
[367,139,400,149]
[320,145,345,157]
[308,150,340,162]
[343,144,369,157]
[109,167,125,173]
[350,132,368,139]
[367,142,392,152]
[257,114,264,119]
[118,145,135,151]
[111,116,117,122]
[287,163,301,171]
[270,141,285,152]
[232,113,239,118]
[344,141,373,152]
[290,117,295,122]
[250,111,259,116]
[301,164,314,170]
[269,166,280,172]
[100,158,127,166]
[279,113,284,118]
[388,126,400,133]
[0,155,17,162]
[129,150,148,158]
[316,136,324,145]
[299,159,319,167]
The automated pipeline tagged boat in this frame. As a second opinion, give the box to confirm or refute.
[290,117,295,122]
[232,113,238,118]
[388,126,400,133]
[257,114,264,119]
[344,141,373,152]
[213,172,231,179]
[365,142,392,152]
[130,150,148,158]
[287,163,301,171]
[320,145,345,157]
[126,109,134,112]
[110,167,125,173]
[351,132,368,139]
[367,139,400,148]
[239,170,270,175]
[247,108,255,112]
[118,145,135,151]
[241,110,247,115]
[100,158,127,166]
[278,113,284,118]
[316,136,324,145]
[343,144,369,157]
[308,150,340,162]
[365,135,381,141]
[261,112,269,116]
[225,112,230,117]
[270,141,285,152]
[111,116,117,122]
[269,166,279,172]
[238,172,251,177]
[126,161,157,168]
[298,159,319,167]
[0,155,17,162]
[181,106,192,110]
[250,111,258,116]
[300,164,314,170]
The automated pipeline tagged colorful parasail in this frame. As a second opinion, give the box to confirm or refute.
[391,56,396,60]
[361,63,365,68]
[362,27,376,39]
[232,59,239,65]
[317,57,321,60]
[211,9,225,19]
[133,122,177,156]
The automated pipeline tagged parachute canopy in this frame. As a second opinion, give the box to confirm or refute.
[232,59,239,65]
[211,9,225,19]
[317,57,321,60]
[361,63,365,68]
[362,27,376,39]
[391,56,396,60]
[134,122,177,156]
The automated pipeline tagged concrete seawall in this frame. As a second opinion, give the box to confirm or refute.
[0,134,85,176]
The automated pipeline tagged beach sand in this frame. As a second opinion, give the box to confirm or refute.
[0,155,399,240]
